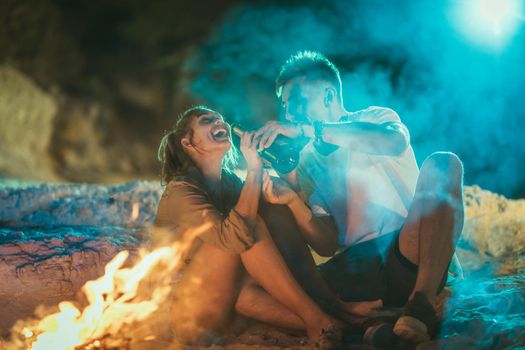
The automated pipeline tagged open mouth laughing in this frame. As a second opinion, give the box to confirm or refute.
[210,126,230,142]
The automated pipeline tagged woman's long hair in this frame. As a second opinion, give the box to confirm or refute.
[157,106,238,186]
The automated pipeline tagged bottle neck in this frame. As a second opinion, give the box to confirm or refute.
[232,125,244,138]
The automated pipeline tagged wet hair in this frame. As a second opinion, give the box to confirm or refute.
[275,51,342,98]
[157,105,238,186]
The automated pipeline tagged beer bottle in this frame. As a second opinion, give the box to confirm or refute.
[231,124,303,174]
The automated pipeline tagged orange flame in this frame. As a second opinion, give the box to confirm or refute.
[7,222,212,350]
[130,202,140,222]
[29,247,177,350]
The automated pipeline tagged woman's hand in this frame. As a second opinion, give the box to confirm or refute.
[240,131,262,172]
[262,171,298,205]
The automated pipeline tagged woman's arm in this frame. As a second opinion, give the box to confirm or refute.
[262,173,339,257]
[157,181,256,253]
[233,131,263,227]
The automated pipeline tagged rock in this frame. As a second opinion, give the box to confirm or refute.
[0,181,159,334]
[0,66,57,181]
[0,182,524,349]
[49,95,161,183]
[0,66,165,184]
[0,226,144,334]
[462,185,525,273]
[0,181,162,227]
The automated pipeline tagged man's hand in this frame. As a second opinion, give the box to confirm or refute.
[262,171,298,205]
[334,299,385,325]
[254,121,301,150]
[277,167,300,192]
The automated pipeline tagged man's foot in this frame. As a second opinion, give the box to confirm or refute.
[393,292,439,344]
[363,322,397,348]
[362,308,401,348]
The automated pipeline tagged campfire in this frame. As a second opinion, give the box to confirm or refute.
[4,224,211,350]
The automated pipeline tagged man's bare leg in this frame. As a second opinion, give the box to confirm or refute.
[258,203,337,303]
[398,152,464,304]
[239,217,340,342]
[258,202,381,321]
[393,152,464,343]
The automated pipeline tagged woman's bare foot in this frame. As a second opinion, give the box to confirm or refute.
[306,315,345,349]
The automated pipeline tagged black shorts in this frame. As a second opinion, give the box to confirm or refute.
[317,231,448,307]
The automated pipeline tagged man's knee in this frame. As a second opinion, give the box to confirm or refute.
[422,152,463,186]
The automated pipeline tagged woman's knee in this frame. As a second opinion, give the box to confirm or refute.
[174,321,224,346]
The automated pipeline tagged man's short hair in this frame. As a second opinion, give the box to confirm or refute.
[276,51,342,98]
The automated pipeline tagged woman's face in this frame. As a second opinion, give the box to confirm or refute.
[183,112,232,158]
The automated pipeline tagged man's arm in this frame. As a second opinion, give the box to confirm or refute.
[303,120,410,156]
[287,196,339,257]
[262,172,339,256]
[255,114,410,157]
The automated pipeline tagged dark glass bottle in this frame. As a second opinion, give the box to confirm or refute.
[231,124,302,174]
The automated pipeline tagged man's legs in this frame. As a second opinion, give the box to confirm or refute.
[398,152,464,303]
[258,203,337,304]
[394,152,464,341]
[238,217,340,342]
[258,202,381,322]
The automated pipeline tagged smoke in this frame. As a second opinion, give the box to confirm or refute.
[184,0,525,198]
[439,271,525,348]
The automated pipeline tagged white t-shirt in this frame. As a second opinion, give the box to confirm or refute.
[298,106,419,249]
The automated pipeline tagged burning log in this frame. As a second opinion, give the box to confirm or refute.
[1,223,212,350]
[5,246,180,350]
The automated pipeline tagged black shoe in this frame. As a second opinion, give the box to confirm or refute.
[362,309,401,348]
[363,322,398,348]
[393,292,439,344]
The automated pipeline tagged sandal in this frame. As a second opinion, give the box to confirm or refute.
[393,292,439,344]
[363,321,398,348]
[362,309,401,348]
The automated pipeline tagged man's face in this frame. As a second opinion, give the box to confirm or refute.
[279,77,328,123]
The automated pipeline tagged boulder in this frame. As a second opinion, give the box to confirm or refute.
[0,67,57,181]
[461,185,525,273]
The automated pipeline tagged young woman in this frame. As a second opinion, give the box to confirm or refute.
[153,106,343,347]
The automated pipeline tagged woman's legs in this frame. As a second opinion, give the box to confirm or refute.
[239,217,338,341]
[173,244,243,344]
[175,217,339,344]
[235,278,305,331]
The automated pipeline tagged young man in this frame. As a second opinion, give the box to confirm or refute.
[253,51,464,344]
